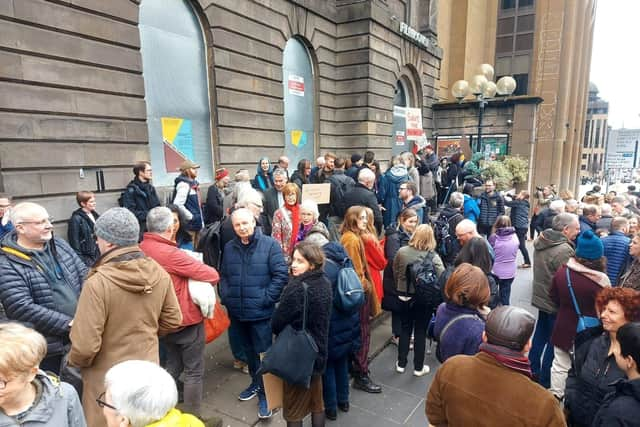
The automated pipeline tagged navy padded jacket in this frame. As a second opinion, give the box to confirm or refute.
[219,230,288,321]
[0,233,87,356]
[602,231,630,285]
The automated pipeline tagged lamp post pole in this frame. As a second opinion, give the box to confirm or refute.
[476,96,485,154]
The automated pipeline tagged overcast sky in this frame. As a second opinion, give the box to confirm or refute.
[589,0,640,130]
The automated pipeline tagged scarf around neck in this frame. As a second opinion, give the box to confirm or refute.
[479,342,532,378]
[285,203,300,254]
[567,257,611,288]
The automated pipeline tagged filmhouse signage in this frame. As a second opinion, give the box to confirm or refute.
[399,22,430,49]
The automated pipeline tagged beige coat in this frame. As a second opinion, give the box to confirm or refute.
[69,246,182,427]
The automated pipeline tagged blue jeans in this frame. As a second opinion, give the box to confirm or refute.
[230,317,272,391]
[498,277,514,306]
[323,355,350,412]
[528,311,556,388]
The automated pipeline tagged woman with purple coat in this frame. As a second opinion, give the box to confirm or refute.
[488,216,519,305]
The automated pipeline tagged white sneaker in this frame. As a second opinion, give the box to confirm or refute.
[413,365,430,377]
[395,362,405,373]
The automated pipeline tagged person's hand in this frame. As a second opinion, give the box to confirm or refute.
[398,296,412,302]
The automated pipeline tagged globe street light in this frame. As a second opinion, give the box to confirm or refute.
[451,64,517,153]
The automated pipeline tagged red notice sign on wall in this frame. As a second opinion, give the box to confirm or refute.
[405,108,423,140]
[288,74,305,96]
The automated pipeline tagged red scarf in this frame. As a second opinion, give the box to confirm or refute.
[285,203,300,255]
[479,342,532,378]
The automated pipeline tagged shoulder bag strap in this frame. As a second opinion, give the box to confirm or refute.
[438,314,479,342]
[565,267,584,317]
[302,282,309,331]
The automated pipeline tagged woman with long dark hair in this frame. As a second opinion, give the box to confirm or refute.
[290,159,312,190]
[271,242,332,427]
[252,157,274,192]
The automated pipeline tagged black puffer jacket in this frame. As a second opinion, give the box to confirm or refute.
[565,331,625,427]
[271,269,333,374]
[67,208,100,266]
[504,197,530,229]
[592,378,640,427]
[0,232,87,356]
[478,191,505,228]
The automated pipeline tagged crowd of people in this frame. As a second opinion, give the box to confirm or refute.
[0,148,639,427]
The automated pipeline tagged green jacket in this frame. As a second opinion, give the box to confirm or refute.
[531,229,575,313]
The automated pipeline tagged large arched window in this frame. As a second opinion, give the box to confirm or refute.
[282,37,316,171]
[392,75,420,155]
[139,0,213,186]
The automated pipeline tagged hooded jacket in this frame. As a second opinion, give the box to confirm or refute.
[403,195,427,223]
[0,232,87,357]
[462,194,480,223]
[488,227,519,279]
[531,229,575,314]
[145,409,204,427]
[550,259,610,351]
[379,165,409,227]
[69,246,182,427]
[0,371,86,427]
[592,378,640,427]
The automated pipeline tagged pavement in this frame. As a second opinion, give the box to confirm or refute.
[196,241,536,427]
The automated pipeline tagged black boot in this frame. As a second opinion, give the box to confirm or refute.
[352,373,382,393]
[325,407,337,420]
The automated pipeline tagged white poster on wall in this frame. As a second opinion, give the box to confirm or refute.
[288,74,305,97]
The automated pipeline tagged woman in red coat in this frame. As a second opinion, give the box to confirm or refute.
[362,207,387,307]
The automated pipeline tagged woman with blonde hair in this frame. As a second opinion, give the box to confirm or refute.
[340,206,382,393]
[433,263,490,362]
[392,224,444,376]
[0,323,86,426]
[272,183,301,262]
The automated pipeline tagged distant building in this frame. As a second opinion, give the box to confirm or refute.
[436,0,597,194]
[581,83,609,182]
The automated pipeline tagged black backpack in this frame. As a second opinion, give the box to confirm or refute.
[196,221,222,269]
[434,213,462,265]
[405,252,442,308]
[328,175,354,217]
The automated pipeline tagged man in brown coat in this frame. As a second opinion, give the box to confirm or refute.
[69,208,182,427]
[426,306,566,427]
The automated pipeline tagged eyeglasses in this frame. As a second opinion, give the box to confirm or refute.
[96,392,117,411]
[17,217,53,226]
[398,187,408,191]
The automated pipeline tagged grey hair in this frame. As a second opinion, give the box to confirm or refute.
[449,192,464,208]
[400,151,415,167]
[566,199,579,209]
[231,207,255,223]
[105,360,178,427]
[455,218,477,235]
[600,203,612,215]
[552,212,578,232]
[237,188,263,210]
[549,199,566,213]
[300,200,319,220]
[305,231,329,247]
[358,168,375,184]
[612,196,627,205]
[272,168,288,179]
[10,202,47,224]
[146,207,174,233]
[390,155,401,166]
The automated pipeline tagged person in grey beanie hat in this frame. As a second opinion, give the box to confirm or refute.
[94,207,140,248]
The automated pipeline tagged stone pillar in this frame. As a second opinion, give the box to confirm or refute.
[559,2,579,190]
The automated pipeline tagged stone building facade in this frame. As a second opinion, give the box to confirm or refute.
[580,83,609,182]
[435,0,597,195]
[0,0,442,233]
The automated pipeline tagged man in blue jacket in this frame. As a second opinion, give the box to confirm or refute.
[0,202,87,374]
[219,208,288,419]
[602,217,630,285]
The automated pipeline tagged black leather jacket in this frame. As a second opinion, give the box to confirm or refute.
[67,208,100,266]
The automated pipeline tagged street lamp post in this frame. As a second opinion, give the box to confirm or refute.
[451,64,517,154]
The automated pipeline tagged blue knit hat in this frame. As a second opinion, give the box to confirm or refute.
[575,230,604,260]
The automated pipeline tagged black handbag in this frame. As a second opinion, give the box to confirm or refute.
[259,283,318,388]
